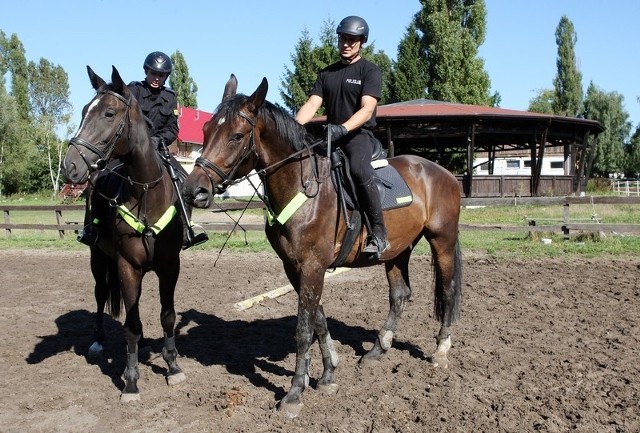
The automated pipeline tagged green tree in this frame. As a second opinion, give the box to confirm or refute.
[552,16,583,117]
[28,58,72,195]
[0,85,25,195]
[528,88,556,114]
[3,33,31,124]
[0,31,35,196]
[414,0,492,105]
[170,50,198,108]
[387,23,428,103]
[627,127,640,177]
[583,81,630,177]
[280,28,319,114]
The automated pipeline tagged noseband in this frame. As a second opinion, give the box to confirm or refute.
[194,110,257,192]
[68,89,131,171]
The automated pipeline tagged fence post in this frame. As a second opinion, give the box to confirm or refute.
[55,209,65,239]
[3,209,11,238]
[563,201,570,240]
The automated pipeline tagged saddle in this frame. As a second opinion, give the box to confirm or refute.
[328,138,413,267]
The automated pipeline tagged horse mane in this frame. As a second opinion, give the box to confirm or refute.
[215,94,314,152]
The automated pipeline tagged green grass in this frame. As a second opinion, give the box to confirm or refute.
[1,195,639,258]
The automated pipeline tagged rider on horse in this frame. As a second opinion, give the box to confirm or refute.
[77,51,207,250]
[295,16,389,259]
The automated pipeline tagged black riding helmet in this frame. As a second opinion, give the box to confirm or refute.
[143,51,172,75]
[336,16,369,43]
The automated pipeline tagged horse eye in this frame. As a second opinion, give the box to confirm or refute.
[105,109,115,118]
[230,133,243,143]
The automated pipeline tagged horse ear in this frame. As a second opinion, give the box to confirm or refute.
[87,66,106,91]
[222,74,238,101]
[247,77,268,113]
[111,66,126,95]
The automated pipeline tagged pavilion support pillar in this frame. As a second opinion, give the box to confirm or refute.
[386,127,395,157]
[464,123,476,197]
[532,123,548,196]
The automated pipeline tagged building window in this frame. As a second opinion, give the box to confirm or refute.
[506,159,520,168]
[550,161,564,169]
[523,160,532,168]
[479,162,489,171]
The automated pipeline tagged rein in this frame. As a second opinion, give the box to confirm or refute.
[195,110,325,217]
[69,88,169,233]
[69,89,131,171]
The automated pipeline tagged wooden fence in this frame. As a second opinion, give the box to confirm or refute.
[2,196,639,239]
[1,202,266,239]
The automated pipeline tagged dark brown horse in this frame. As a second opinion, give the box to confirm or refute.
[183,75,463,417]
[62,66,185,402]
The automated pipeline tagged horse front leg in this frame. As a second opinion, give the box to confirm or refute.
[278,271,324,418]
[157,261,186,386]
[314,304,339,394]
[119,262,144,402]
[362,254,412,363]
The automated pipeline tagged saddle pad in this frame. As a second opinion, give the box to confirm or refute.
[375,163,413,210]
[336,161,413,211]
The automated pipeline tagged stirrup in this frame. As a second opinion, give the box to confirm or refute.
[363,235,389,259]
[182,224,209,250]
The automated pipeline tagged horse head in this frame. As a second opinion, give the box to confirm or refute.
[63,65,134,184]
[184,74,268,208]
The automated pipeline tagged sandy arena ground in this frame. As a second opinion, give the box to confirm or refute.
[0,248,638,432]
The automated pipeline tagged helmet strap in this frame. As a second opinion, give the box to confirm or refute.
[340,52,361,64]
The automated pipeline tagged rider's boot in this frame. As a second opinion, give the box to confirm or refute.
[180,199,208,250]
[358,178,389,259]
[77,187,101,247]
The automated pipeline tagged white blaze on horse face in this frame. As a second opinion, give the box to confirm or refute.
[76,98,101,134]
[217,116,226,126]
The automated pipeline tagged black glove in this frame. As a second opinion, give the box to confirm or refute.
[151,136,165,151]
[324,123,348,141]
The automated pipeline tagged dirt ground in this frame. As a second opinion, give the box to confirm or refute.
[0,248,638,433]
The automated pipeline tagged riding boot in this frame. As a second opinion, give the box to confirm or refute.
[77,186,101,247]
[179,198,208,250]
[358,178,389,259]
[172,163,208,250]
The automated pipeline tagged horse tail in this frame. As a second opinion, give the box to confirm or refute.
[432,238,463,327]
[105,261,123,319]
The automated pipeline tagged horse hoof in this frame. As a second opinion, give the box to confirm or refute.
[278,400,304,419]
[120,392,140,403]
[317,382,339,395]
[432,354,450,369]
[359,353,383,366]
[167,371,186,386]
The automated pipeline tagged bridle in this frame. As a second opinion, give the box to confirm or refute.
[68,89,131,171]
[194,110,258,192]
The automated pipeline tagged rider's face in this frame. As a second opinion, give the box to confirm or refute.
[145,69,168,89]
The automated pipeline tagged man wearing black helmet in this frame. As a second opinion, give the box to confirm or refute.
[128,51,179,150]
[78,51,206,249]
[296,15,388,259]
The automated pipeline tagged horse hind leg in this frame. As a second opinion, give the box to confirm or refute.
[88,252,116,357]
[361,252,412,364]
[430,239,463,369]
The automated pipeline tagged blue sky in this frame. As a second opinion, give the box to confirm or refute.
[2,0,640,134]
